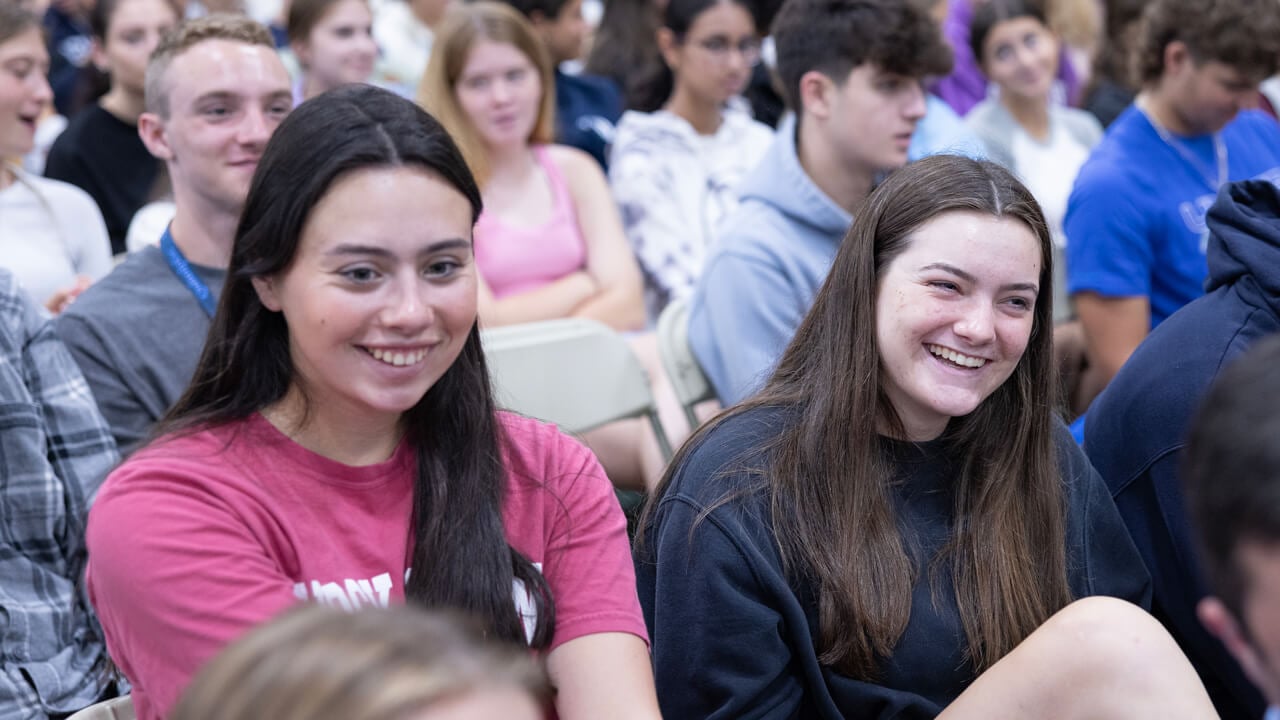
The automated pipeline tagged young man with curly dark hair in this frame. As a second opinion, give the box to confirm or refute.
[1064,0,1280,406]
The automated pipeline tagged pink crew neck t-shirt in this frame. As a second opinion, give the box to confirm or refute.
[85,411,646,720]
[474,145,589,299]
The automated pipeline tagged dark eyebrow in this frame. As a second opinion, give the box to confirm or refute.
[325,239,471,257]
[919,262,1039,295]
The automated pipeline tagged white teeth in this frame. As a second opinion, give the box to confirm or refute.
[927,344,986,368]
[365,347,427,366]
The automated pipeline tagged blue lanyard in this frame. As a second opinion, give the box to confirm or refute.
[160,227,218,318]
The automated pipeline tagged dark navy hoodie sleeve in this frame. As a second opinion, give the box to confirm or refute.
[1056,420,1152,606]
[639,490,807,719]
[1083,177,1280,718]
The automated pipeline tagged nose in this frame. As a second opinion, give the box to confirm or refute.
[954,301,996,346]
[382,275,434,331]
[902,80,926,121]
[143,30,163,56]
[31,71,52,106]
[236,105,271,147]
[491,79,513,104]
[1011,44,1035,69]
[358,31,378,57]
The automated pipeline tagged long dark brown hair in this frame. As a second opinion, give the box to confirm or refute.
[644,154,1069,678]
[156,84,554,650]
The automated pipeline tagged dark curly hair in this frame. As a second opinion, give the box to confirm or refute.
[771,0,953,117]
[1132,0,1280,85]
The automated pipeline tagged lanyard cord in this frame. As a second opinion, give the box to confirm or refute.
[1138,105,1229,193]
[159,227,217,318]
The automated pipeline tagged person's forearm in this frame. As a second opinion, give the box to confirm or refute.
[572,286,645,331]
[479,271,597,327]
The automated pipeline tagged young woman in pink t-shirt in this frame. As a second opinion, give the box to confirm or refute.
[84,84,659,720]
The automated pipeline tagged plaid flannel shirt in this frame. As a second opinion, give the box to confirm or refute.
[0,270,118,718]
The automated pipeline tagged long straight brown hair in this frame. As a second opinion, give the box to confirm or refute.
[645,154,1070,678]
[156,85,554,650]
[417,1,557,188]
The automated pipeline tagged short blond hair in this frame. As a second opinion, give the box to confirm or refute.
[417,1,556,187]
[144,14,276,117]
[172,605,550,720]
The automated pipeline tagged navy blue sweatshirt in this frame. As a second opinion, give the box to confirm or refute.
[639,405,1150,719]
[1085,177,1280,719]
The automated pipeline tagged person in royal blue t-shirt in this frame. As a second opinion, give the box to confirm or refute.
[1063,0,1280,407]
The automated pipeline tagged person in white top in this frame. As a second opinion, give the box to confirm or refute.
[608,0,772,321]
[0,4,111,314]
[964,0,1102,322]
[372,0,451,90]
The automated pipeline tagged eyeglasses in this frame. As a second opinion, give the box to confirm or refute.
[689,35,762,66]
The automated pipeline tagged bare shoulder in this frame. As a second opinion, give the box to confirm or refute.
[544,144,606,187]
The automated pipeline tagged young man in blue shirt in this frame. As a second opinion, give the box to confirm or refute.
[1064,0,1280,403]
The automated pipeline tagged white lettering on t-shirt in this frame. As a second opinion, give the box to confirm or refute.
[292,565,543,637]
[512,562,544,644]
[1178,194,1215,253]
[292,572,395,609]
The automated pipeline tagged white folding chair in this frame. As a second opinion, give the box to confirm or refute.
[655,296,716,429]
[481,317,673,460]
[66,696,135,720]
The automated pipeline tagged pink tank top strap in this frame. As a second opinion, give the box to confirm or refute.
[532,144,573,221]
[473,145,589,300]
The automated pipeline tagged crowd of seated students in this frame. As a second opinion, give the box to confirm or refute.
[7,0,1280,716]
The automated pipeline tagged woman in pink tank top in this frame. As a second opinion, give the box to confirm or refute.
[419,2,645,330]
[419,2,690,491]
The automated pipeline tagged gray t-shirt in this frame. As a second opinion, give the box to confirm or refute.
[56,245,225,454]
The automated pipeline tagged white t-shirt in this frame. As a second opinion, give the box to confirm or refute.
[371,1,434,91]
[1011,121,1092,248]
[124,200,177,254]
[0,165,112,306]
[1012,122,1092,322]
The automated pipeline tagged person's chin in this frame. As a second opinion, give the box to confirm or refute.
[881,148,910,171]
[346,65,375,83]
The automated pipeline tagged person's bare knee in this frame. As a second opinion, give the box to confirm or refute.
[942,599,1215,720]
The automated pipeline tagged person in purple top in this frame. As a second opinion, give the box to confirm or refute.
[932,0,1079,115]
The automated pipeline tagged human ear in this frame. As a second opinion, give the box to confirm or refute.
[89,37,108,72]
[252,275,283,312]
[137,112,174,161]
[656,27,680,72]
[1198,596,1272,695]
[798,70,836,120]
[291,39,312,70]
[1163,40,1192,77]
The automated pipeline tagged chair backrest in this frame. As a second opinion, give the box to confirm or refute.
[66,696,135,720]
[655,297,715,429]
[482,317,672,459]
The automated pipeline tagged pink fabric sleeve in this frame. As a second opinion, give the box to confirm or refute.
[85,458,298,720]
[512,419,648,651]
